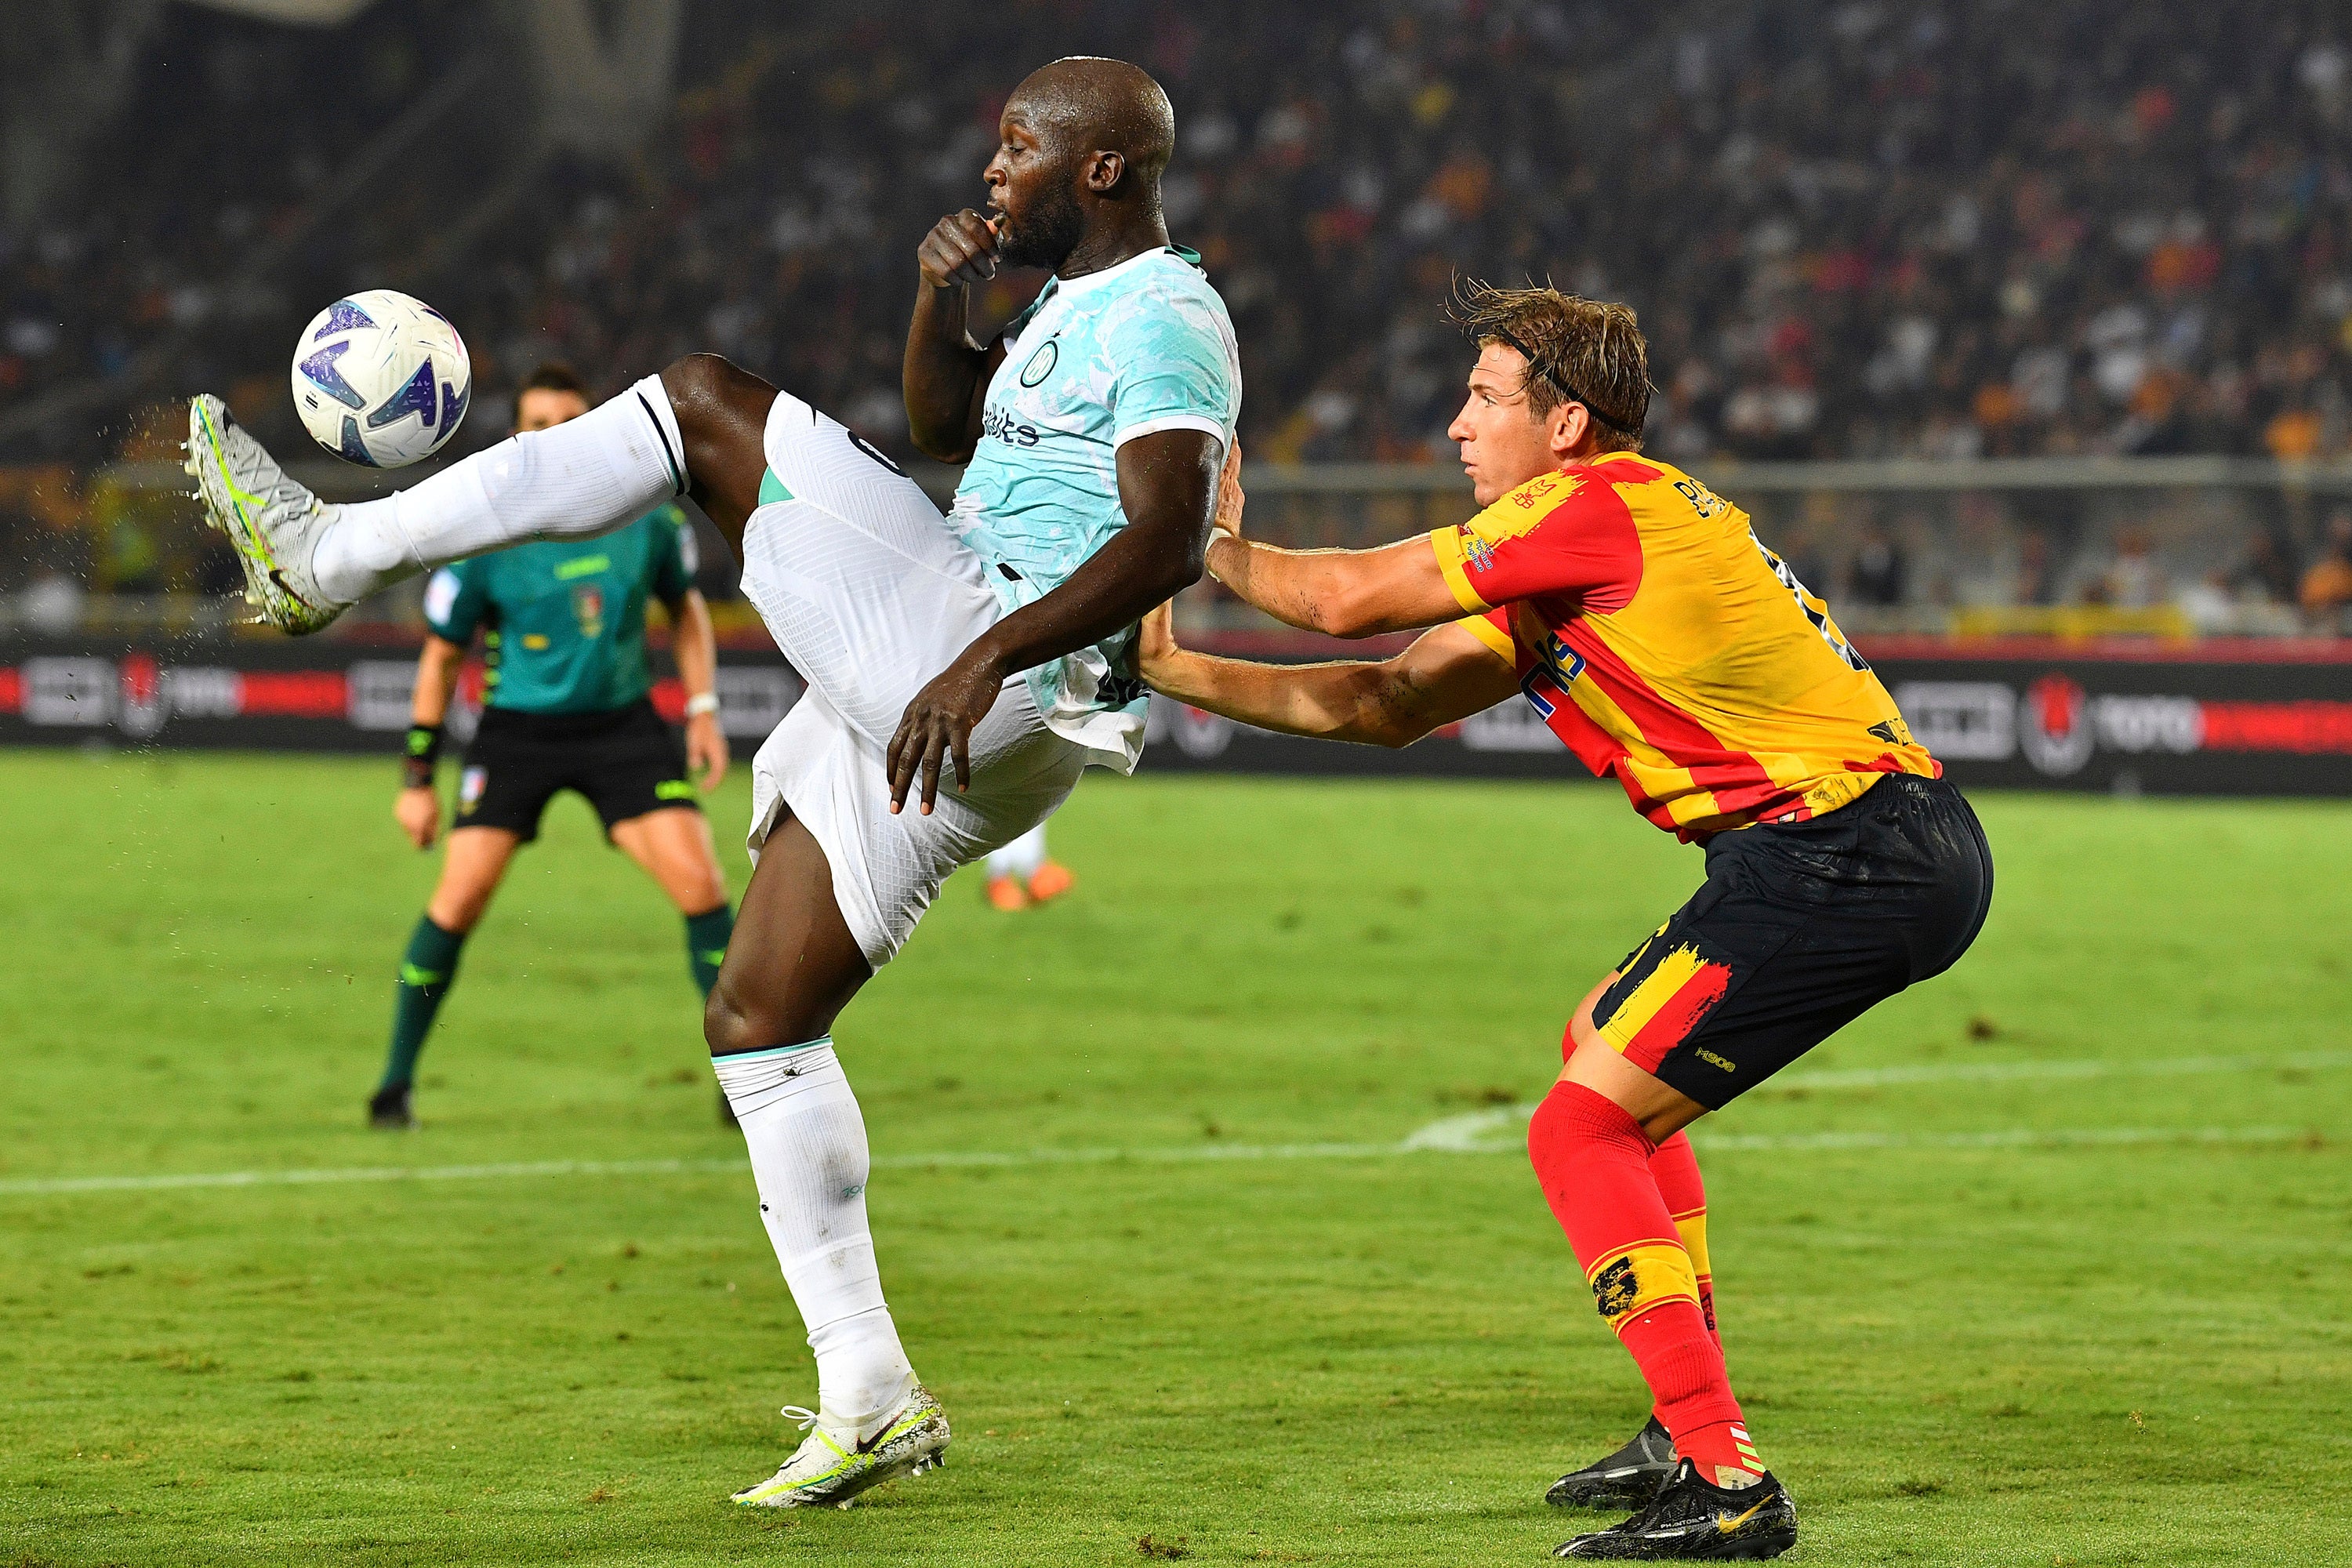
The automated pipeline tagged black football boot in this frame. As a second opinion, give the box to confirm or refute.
[1553,1458,1796,1559]
[1547,1415,1679,1509]
[368,1083,415,1130]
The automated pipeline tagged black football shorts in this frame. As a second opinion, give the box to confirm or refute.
[1588,773,1994,1109]
[453,699,697,843]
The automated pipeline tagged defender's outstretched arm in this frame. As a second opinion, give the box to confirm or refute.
[1206,532,1468,639]
[1196,450,1467,637]
[1138,608,1515,748]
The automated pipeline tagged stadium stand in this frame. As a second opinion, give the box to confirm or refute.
[3,1,2351,625]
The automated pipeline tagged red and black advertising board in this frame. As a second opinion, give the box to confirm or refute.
[1142,635,2352,796]
[0,638,803,753]
[1856,638,2352,796]
[2,636,2346,796]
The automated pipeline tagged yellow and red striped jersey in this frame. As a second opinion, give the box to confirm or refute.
[1429,453,1937,840]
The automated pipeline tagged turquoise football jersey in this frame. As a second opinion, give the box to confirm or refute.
[946,245,1241,771]
[421,506,695,715]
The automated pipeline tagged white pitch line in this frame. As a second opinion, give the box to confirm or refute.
[0,1156,746,1196]
[0,1125,2325,1200]
[1400,1047,2352,1152]
[1777,1047,2352,1091]
[1693,1124,2308,1153]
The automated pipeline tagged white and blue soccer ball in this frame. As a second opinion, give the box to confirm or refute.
[290,289,470,467]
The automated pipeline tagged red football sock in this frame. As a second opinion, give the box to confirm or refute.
[1648,1131,1721,1352]
[1528,1080,1762,1485]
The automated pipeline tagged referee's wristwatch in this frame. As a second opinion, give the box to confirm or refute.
[684,692,720,719]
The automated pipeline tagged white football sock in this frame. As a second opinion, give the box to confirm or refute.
[712,1039,915,1439]
[985,824,1048,881]
[310,373,688,603]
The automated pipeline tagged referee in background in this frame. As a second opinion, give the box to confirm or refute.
[374,363,736,1128]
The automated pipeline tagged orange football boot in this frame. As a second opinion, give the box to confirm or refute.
[984,874,1031,911]
[1026,861,1075,905]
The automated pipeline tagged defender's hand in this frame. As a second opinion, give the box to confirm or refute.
[917,210,1000,289]
[886,648,1003,815]
[1137,601,1183,683]
[686,712,729,793]
[395,786,440,850]
[1213,438,1246,541]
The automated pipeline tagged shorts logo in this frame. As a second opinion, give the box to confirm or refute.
[572,583,605,640]
[1696,1047,1737,1072]
[459,765,487,811]
[1592,1258,1639,1318]
[1018,338,1058,387]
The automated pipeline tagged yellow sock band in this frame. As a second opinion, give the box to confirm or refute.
[1585,1240,1700,1328]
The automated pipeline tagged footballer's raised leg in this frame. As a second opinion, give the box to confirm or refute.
[187,356,756,634]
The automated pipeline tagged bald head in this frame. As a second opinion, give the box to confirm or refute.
[1007,56,1175,191]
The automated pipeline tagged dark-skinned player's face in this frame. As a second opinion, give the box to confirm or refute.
[985,103,1086,270]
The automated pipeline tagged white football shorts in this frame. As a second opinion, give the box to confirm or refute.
[739,390,1089,967]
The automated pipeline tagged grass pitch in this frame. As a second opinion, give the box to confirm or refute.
[2,752,2347,1567]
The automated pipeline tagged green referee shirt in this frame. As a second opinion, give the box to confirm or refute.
[421,506,698,714]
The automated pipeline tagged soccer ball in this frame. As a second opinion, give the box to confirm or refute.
[289,289,471,468]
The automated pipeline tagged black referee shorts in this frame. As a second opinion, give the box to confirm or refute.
[1588,773,1994,1109]
[452,699,697,844]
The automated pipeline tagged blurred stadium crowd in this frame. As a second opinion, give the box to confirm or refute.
[4,0,2352,627]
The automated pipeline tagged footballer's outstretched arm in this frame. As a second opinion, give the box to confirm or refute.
[1138,607,1515,748]
[1199,451,1466,637]
[884,426,1224,812]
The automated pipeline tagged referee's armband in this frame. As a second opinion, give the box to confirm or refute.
[402,724,444,789]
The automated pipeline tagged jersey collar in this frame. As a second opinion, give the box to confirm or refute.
[1044,244,1192,303]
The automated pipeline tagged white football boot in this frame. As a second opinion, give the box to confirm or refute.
[184,394,350,634]
[730,1381,949,1509]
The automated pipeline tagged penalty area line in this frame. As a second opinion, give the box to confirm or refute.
[0,1126,2324,1200]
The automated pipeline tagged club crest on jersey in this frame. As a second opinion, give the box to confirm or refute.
[1018,337,1058,387]
[572,584,604,639]
[1512,472,1566,507]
